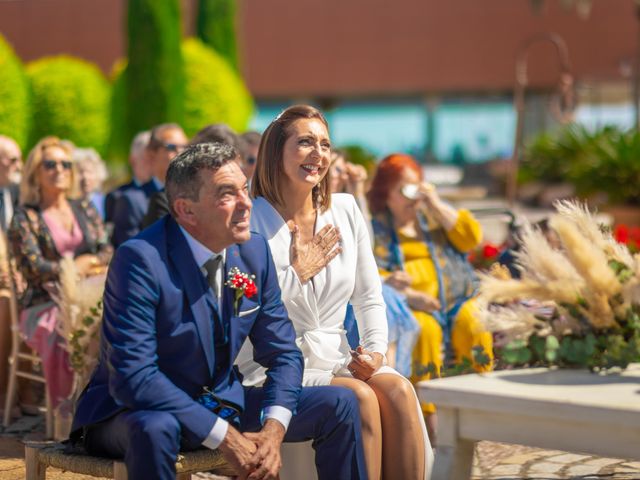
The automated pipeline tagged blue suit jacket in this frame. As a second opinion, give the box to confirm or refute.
[110,180,160,247]
[72,215,303,445]
[104,180,135,224]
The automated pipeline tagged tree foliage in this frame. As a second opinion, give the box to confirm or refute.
[522,125,640,205]
[182,38,253,136]
[196,0,238,70]
[126,0,185,144]
[0,34,30,149]
[26,56,110,154]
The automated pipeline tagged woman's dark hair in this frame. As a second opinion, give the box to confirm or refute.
[252,105,331,211]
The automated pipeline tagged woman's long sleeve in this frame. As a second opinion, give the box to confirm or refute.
[8,208,59,286]
[445,209,483,253]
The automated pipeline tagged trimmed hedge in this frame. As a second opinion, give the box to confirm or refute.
[197,0,238,70]
[108,38,254,160]
[106,60,129,166]
[182,38,253,136]
[126,0,184,141]
[26,55,110,154]
[0,34,30,149]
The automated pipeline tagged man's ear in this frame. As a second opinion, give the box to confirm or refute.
[173,198,195,226]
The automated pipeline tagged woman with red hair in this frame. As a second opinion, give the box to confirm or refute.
[368,153,493,444]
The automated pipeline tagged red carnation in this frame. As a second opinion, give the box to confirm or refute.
[225,267,258,314]
[482,244,500,259]
[244,281,257,298]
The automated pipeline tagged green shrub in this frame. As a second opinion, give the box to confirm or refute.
[105,60,129,166]
[197,0,238,70]
[0,34,30,149]
[182,38,253,136]
[126,0,184,141]
[521,124,640,205]
[340,144,377,173]
[26,55,110,154]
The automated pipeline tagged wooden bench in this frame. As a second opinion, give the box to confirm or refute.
[25,441,237,480]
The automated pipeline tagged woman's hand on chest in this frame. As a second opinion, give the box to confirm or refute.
[288,221,342,283]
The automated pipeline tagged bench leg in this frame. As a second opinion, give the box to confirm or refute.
[433,407,475,479]
[25,446,45,480]
[114,461,128,480]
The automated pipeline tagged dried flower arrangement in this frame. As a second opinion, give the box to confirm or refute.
[478,200,640,370]
[55,255,106,391]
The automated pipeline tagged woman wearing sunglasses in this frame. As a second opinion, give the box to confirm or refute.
[368,153,493,446]
[7,136,112,416]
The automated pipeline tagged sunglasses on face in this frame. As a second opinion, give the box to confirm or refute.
[161,143,187,153]
[42,159,73,171]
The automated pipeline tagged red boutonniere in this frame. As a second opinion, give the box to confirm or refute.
[225,267,257,315]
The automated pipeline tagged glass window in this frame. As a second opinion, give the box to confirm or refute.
[433,102,515,164]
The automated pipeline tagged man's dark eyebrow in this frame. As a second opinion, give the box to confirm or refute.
[214,182,236,193]
[214,181,246,194]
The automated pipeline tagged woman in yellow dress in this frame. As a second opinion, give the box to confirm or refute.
[367,153,493,444]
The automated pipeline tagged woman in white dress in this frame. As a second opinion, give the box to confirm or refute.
[237,105,431,479]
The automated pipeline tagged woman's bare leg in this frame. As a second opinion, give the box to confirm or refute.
[367,374,426,480]
[332,376,382,480]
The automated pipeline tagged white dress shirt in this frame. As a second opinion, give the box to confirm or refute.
[178,226,292,449]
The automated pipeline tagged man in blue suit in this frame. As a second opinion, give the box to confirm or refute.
[72,143,367,479]
[104,130,152,226]
[110,124,188,247]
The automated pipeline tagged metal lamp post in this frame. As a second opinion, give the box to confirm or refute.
[507,33,573,206]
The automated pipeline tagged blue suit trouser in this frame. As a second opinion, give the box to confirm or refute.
[84,385,368,480]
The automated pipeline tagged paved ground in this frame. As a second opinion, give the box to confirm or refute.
[1,413,638,480]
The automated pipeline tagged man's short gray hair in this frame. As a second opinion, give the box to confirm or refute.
[165,142,238,217]
[130,130,151,158]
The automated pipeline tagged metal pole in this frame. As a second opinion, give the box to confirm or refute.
[508,33,573,206]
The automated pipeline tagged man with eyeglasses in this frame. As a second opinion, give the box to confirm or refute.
[104,130,152,227]
[140,123,247,230]
[110,123,188,247]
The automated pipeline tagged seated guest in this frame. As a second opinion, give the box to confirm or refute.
[240,130,261,181]
[71,142,367,480]
[329,150,369,216]
[140,123,242,229]
[74,148,108,220]
[104,130,152,225]
[367,153,493,445]
[8,136,112,411]
[236,105,431,480]
[329,150,420,376]
[111,124,187,247]
[0,135,22,406]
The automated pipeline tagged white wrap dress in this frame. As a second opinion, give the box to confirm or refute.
[235,194,433,479]
[236,194,388,384]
